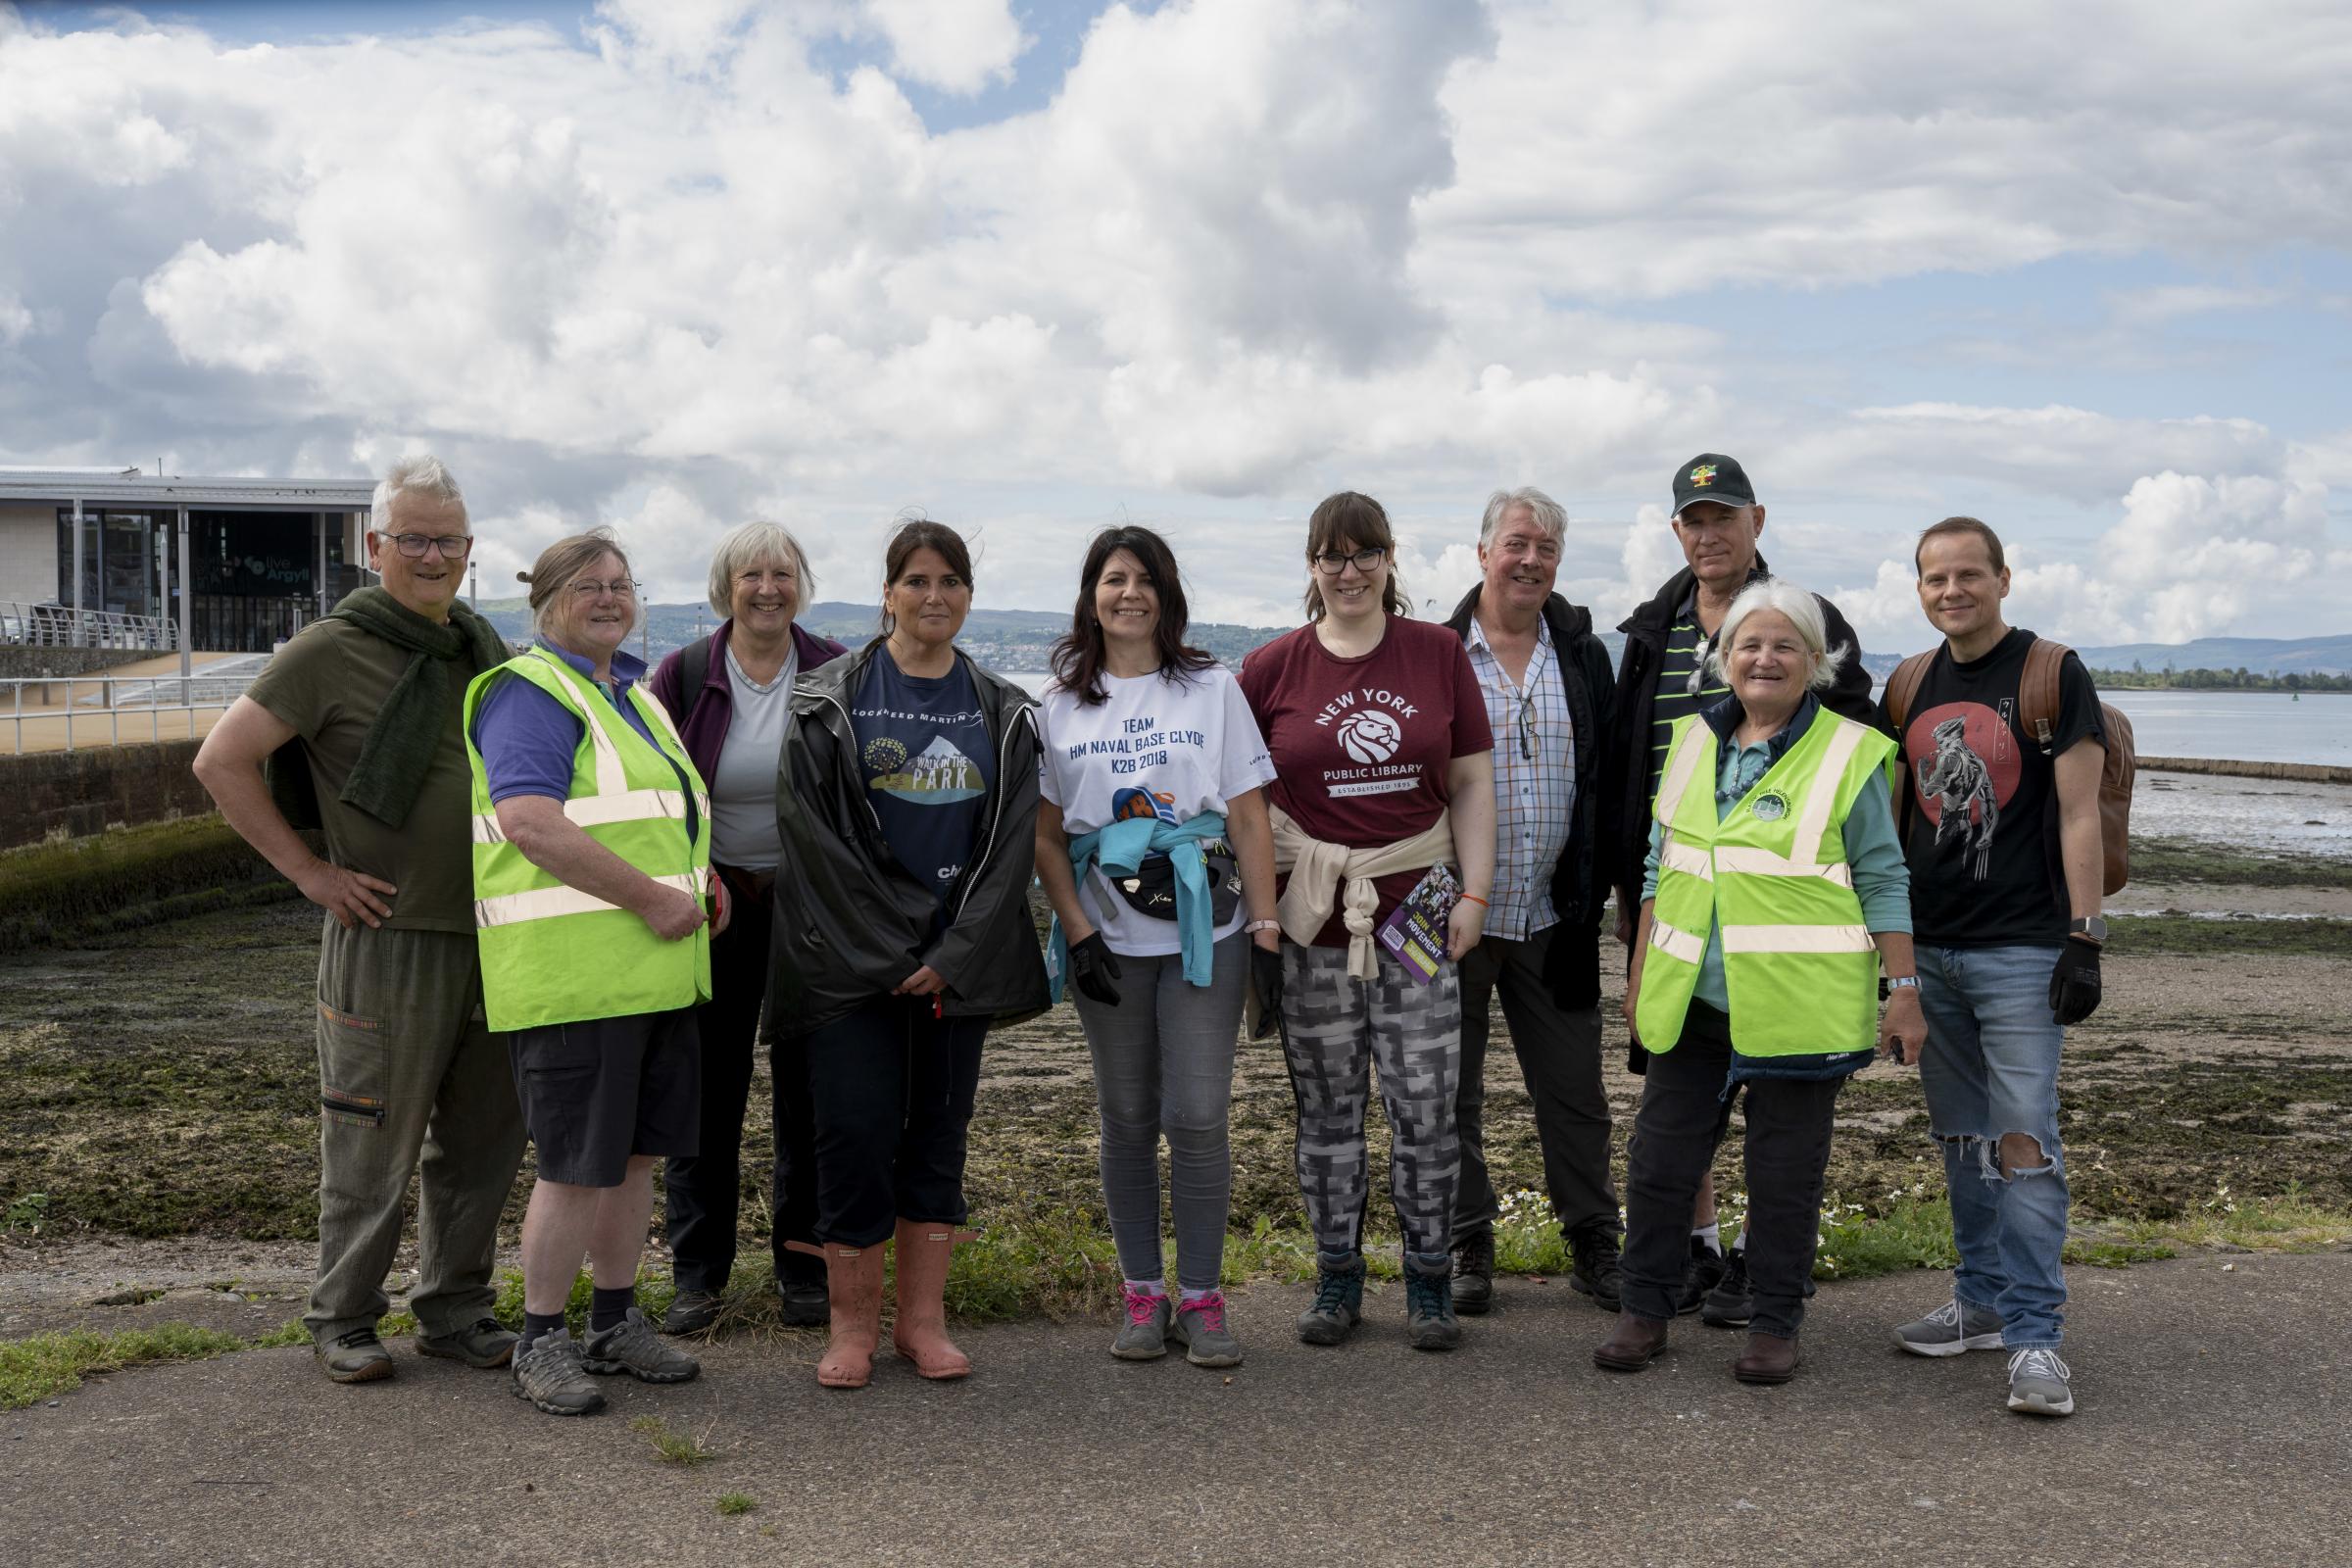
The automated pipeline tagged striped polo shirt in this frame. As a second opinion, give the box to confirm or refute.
[1642,588,1729,805]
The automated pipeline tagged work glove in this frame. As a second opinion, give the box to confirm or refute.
[1250,942,1285,1040]
[2049,939,2101,1026]
[1069,932,1123,1006]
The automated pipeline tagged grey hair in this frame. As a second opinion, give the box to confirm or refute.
[370,454,465,529]
[1478,486,1567,547]
[1706,576,1851,692]
[706,520,815,617]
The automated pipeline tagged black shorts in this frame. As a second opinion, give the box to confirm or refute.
[506,1007,701,1188]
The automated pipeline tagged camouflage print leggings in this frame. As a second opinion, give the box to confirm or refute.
[1277,942,1463,1259]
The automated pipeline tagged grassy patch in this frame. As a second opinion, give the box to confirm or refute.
[2107,914,2352,958]
[2127,836,2351,890]
[630,1415,714,1466]
[0,1323,250,1409]
[716,1494,757,1516]
[0,816,299,955]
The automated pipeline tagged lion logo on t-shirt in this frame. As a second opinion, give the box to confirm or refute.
[1336,709,1403,763]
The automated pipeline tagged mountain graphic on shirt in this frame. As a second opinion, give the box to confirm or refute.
[869,733,987,804]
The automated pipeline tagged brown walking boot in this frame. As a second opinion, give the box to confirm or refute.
[787,1239,886,1390]
[890,1219,975,1380]
[1732,1330,1801,1385]
[1592,1310,1670,1372]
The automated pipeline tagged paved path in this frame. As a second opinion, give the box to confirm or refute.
[7,1252,2348,1567]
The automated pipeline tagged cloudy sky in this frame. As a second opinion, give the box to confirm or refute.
[3,0,2348,652]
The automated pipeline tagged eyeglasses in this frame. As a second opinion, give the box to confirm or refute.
[568,577,637,600]
[1311,546,1388,575]
[1515,688,1537,760]
[378,532,473,560]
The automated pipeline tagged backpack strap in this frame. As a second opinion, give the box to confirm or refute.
[680,633,713,702]
[1884,651,1935,733]
[2019,637,2068,755]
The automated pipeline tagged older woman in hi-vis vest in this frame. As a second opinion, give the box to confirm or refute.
[1594,577,1922,1387]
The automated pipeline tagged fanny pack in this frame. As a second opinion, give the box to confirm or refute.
[1109,840,1243,924]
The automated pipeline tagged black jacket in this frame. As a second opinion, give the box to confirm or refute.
[1600,555,1875,919]
[1443,585,1618,1009]
[770,640,1049,1034]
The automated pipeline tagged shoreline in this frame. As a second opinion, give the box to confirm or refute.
[2137,757,2352,785]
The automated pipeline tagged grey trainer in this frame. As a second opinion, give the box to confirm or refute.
[584,1307,702,1384]
[1403,1255,1461,1352]
[416,1317,519,1369]
[1895,1296,2006,1357]
[1297,1250,1365,1347]
[1169,1292,1244,1368]
[511,1330,605,1416]
[315,1327,393,1384]
[1113,1284,1172,1360]
[2007,1347,2076,1416]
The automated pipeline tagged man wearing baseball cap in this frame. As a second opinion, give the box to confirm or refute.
[1600,453,1876,1326]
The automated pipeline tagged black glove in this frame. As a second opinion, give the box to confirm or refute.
[1069,932,1123,1006]
[2049,938,2101,1026]
[1250,942,1285,1039]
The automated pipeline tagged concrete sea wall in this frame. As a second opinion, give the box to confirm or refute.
[2141,757,2352,786]
[0,737,213,850]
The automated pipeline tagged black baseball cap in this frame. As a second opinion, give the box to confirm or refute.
[1671,453,1757,514]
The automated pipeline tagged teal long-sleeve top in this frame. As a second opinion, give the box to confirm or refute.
[1641,695,1909,1079]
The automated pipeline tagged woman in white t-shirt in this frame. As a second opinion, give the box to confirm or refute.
[1035,526,1281,1369]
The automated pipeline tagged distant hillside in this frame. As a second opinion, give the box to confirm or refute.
[2070,635,2352,677]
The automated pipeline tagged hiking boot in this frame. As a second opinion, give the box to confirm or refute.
[1403,1254,1461,1352]
[775,1274,830,1330]
[1894,1296,2005,1357]
[1733,1330,1800,1385]
[1700,1245,1753,1328]
[1592,1311,1669,1372]
[416,1317,518,1368]
[583,1307,702,1384]
[2006,1348,2075,1417]
[1567,1224,1624,1312]
[1673,1237,1728,1316]
[1112,1283,1172,1360]
[1170,1292,1245,1368]
[661,1290,722,1337]
[1450,1230,1495,1316]
[511,1329,605,1416]
[1296,1250,1365,1347]
[315,1327,394,1384]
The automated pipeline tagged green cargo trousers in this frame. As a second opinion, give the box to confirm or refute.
[305,920,526,1344]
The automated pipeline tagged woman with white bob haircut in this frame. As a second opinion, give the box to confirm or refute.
[649,521,848,1336]
[1596,576,1921,1387]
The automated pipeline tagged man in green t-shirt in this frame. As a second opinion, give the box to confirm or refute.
[194,456,526,1385]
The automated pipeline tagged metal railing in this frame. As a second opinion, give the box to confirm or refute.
[0,600,180,651]
[4,660,266,754]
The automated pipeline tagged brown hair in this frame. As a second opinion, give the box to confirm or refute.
[1050,525,1218,706]
[1914,515,2006,575]
[1301,491,1409,620]
[880,517,975,634]
[517,529,634,637]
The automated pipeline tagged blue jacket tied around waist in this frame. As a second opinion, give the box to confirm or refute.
[1048,811,1230,1002]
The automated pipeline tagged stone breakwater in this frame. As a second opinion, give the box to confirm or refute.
[2141,757,2352,786]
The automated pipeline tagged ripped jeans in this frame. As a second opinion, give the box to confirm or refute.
[1916,944,2071,1349]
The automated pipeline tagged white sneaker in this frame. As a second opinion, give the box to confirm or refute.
[1893,1296,2006,1357]
[2006,1347,2075,1416]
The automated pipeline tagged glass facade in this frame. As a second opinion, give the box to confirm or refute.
[52,509,355,651]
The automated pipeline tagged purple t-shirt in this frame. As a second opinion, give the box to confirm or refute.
[472,642,696,834]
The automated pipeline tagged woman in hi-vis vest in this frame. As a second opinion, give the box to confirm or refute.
[1595,577,1922,1388]
[466,531,717,1418]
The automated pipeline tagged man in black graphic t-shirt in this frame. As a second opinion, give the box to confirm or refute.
[1879,516,2106,1422]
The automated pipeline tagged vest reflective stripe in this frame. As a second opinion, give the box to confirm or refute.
[464,648,712,1032]
[475,871,703,929]
[1635,709,1896,1058]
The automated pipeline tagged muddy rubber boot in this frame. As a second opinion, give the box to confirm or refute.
[788,1239,886,1390]
[890,1219,976,1380]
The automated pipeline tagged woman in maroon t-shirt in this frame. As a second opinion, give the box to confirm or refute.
[1238,491,1495,1353]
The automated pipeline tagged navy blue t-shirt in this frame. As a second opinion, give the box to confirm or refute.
[852,648,996,910]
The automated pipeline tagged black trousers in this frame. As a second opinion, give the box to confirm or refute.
[1620,1003,1841,1339]
[1452,923,1619,1240]
[662,873,822,1293]
[801,994,988,1248]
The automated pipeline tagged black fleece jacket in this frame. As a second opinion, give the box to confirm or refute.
[1443,585,1618,1010]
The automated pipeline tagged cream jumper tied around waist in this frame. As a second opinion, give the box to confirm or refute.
[1269,804,1457,980]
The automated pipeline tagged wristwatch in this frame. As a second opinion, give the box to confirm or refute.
[1886,975,1920,992]
[2069,916,2108,944]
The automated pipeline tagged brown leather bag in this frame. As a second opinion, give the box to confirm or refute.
[1885,638,2133,894]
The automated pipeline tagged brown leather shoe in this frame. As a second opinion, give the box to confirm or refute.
[1733,1330,1800,1385]
[1592,1311,1670,1372]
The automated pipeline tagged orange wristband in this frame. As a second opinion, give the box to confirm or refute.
[1460,893,1490,908]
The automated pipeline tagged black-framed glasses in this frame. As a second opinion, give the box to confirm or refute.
[1311,546,1388,575]
[378,531,473,560]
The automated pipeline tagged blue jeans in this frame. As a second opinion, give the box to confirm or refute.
[1916,944,2070,1349]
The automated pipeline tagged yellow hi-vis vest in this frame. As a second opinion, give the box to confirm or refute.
[1635,706,1897,1057]
[463,647,713,1032]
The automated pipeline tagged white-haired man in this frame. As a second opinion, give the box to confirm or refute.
[1440,488,1621,1314]
[194,456,526,1385]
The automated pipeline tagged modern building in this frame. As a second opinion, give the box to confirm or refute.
[0,469,379,652]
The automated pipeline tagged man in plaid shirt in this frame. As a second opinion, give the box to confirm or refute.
[1439,488,1621,1315]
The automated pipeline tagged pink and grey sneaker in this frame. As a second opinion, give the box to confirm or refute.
[1170,1291,1244,1368]
[1113,1283,1172,1360]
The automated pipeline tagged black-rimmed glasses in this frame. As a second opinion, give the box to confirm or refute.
[378,531,473,560]
[1311,546,1388,575]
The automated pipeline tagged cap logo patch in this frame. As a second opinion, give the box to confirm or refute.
[1689,464,1717,487]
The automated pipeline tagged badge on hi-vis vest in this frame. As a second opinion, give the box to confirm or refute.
[1751,792,1789,821]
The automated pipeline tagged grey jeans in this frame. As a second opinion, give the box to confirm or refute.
[307,921,526,1343]
[1070,933,1247,1292]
